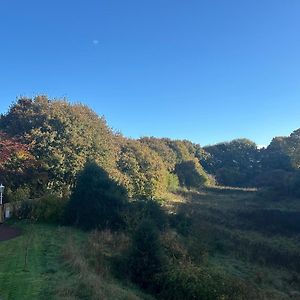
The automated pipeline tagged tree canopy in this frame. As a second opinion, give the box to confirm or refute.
[64,161,127,230]
[0,97,118,192]
[2,96,300,199]
[203,139,260,187]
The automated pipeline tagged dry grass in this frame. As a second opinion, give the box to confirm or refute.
[164,188,300,299]
[58,231,153,300]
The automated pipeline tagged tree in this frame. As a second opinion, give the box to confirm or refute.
[117,139,168,198]
[0,96,118,192]
[139,137,212,190]
[139,137,177,172]
[64,161,127,230]
[260,141,293,172]
[175,159,210,189]
[0,131,37,188]
[127,219,164,291]
[265,131,300,170]
[203,139,260,187]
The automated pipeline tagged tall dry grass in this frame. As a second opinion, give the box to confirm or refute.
[56,232,151,300]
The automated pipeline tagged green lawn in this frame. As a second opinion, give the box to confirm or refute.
[0,222,150,300]
[0,222,81,300]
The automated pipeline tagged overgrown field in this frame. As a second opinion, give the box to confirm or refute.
[1,188,300,300]
[168,187,300,299]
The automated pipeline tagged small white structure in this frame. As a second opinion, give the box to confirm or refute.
[5,205,11,219]
[0,184,4,223]
[0,183,4,205]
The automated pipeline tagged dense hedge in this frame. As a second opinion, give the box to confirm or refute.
[64,161,127,230]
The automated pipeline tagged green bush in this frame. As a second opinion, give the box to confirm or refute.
[167,173,180,192]
[127,219,165,292]
[64,161,127,230]
[6,186,30,203]
[123,199,168,232]
[175,159,209,189]
[159,264,254,300]
[169,212,192,236]
[34,194,67,223]
[15,193,67,223]
[17,200,33,219]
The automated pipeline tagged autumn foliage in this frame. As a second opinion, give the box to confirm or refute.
[0,96,212,198]
[0,131,36,186]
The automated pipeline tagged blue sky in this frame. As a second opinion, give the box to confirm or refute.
[0,0,299,147]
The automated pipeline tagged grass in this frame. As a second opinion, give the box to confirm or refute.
[0,222,73,300]
[2,187,300,299]
[0,221,153,300]
[166,187,300,299]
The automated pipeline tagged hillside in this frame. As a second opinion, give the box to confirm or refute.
[1,97,300,299]
[2,188,300,299]
[168,188,300,299]
[0,222,154,300]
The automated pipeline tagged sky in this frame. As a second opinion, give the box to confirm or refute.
[0,0,299,147]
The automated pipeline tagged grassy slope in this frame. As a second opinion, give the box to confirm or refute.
[0,222,152,300]
[168,187,300,299]
[2,189,300,299]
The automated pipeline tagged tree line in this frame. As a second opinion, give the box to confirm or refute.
[0,96,211,199]
[1,96,300,200]
[203,134,300,197]
[1,96,298,299]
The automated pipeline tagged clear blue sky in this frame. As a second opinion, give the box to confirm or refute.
[0,0,299,147]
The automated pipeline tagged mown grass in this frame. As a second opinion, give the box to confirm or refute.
[0,222,75,300]
[0,221,153,300]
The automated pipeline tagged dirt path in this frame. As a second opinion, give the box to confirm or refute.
[0,224,21,242]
